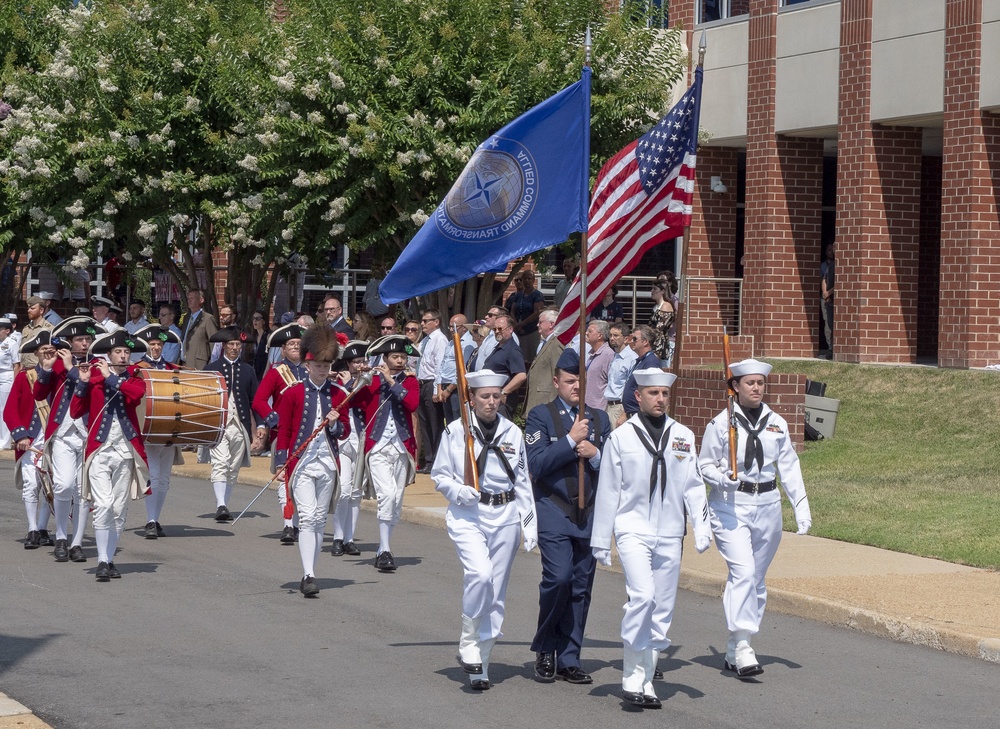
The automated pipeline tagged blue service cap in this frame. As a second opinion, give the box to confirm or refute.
[555,347,580,375]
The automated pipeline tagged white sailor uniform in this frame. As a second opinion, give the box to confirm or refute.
[699,402,810,670]
[433,414,537,688]
[592,413,710,700]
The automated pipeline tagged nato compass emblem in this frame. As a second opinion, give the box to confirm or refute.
[435,136,537,242]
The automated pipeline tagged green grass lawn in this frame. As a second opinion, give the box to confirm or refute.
[765,360,1000,569]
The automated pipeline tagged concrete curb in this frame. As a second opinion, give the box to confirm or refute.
[0,692,51,729]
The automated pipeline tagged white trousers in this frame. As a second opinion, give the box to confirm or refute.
[331,451,362,540]
[0,373,12,448]
[50,430,85,501]
[145,444,175,523]
[615,532,683,652]
[210,421,248,486]
[20,433,51,531]
[710,499,783,635]
[89,449,133,533]
[368,444,408,524]
[291,457,337,533]
[446,508,520,643]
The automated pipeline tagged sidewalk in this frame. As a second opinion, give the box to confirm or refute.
[3,450,999,729]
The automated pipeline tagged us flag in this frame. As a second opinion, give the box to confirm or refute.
[554,66,702,344]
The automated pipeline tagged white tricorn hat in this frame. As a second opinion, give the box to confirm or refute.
[729,358,772,378]
[633,368,676,387]
[465,369,508,390]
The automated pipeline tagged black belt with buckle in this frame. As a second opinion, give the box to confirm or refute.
[480,489,516,506]
[738,480,776,494]
[607,399,622,405]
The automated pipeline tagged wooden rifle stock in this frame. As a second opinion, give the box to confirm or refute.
[722,329,738,480]
[452,326,480,491]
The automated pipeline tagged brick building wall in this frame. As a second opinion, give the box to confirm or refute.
[938,0,1000,368]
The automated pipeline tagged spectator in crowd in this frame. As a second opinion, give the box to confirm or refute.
[483,314,527,417]
[584,320,614,410]
[602,323,636,429]
[65,265,91,306]
[353,311,377,342]
[210,303,237,362]
[20,296,54,369]
[524,308,564,413]
[435,314,474,423]
[37,292,63,326]
[181,289,218,370]
[590,286,624,324]
[158,303,183,364]
[403,319,422,371]
[553,257,579,309]
[123,300,149,335]
[379,315,399,336]
[622,325,661,418]
[322,294,356,339]
[469,306,517,371]
[0,317,18,449]
[649,281,676,368]
[104,245,127,302]
[508,270,545,366]
[247,309,271,380]
[415,309,448,472]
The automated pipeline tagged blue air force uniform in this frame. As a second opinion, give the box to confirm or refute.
[523,348,611,677]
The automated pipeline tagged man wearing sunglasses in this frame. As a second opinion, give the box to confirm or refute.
[482,315,526,417]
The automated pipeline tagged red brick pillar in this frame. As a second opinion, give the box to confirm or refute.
[939,0,1000,368]
[741,0,823,358]
[835,0,921,363]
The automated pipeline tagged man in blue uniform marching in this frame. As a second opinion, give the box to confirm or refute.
[524,347,611,684]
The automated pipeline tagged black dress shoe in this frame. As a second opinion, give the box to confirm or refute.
[144,521,158,539]
[215,505,232,522]
[293,527,299,542]
[375,551,397,572]
[470,678,490,691]
[343,540,361,556]
[53,539,69,562]
[653,668,664,680]
[300,576,319,597]
[37,530,54,547]
[330,539,345,555]
[24,531,40,550]
[108,562,121,579]
[534,652,556,682]
[622,690,646,707]
[643,694,662,709]
[555,666,593,684]
[155,522,166,537]
[96,562,111,582]
[459,658,483,675]
[68,545,86,562]
[280,526,296,544]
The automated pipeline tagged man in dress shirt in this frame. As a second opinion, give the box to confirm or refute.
[584,320,614,411]
[181,289,217,370]
[622,326,661,418]
[434,314,474,424]
[322,295,357,339]
[415,309,448,472]
[157,303,183,364]
[482,315,526,418]
[209,303,237,362]
[603,323,637,429]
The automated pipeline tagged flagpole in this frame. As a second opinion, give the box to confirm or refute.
[670,32,707,418]
[575,27,592,511]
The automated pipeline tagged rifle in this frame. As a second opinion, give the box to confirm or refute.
[722,328,738,480]
[452,325,480,491]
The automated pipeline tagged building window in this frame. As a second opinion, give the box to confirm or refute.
[699,0,750,23]
[622,0,669,30]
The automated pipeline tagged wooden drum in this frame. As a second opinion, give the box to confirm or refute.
[138,370,229,447]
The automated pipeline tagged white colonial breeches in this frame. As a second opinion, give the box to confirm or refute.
[710,499,783,635]
[89,449,133,533]
[210,420,248,486]
[368,444,408,524]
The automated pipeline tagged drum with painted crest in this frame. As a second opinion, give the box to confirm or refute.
[137,369,229,447]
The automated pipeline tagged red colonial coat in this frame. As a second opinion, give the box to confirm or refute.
[3,370,45,463]
[252,360,307,434]
[274,379,351,479]
[353,370,420,459]
[69,363,148,464]
[33,357,79,441]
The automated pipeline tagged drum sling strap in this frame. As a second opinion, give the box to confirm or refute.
[533,400,596,525]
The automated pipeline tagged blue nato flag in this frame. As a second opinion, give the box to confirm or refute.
[379,68,591,304]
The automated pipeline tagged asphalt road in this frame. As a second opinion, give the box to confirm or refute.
[1,460,996,729]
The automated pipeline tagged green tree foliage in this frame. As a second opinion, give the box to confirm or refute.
[0,0,684,320]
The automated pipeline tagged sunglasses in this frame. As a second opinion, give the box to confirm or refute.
[381,325,395,331]
[404,327,419,333]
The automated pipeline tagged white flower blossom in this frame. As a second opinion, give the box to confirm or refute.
[68,236,86,248]
[137,220,158,240]
[396,151,414,166]
[388,75,401,88]
[99,78,118,93]
[243,194,263,210]
[153,91,163,101]
[114,189,131,204]
[49,232,63,243]
[328,73,345,89]
[45,217,56,228]
[434,119,446,131]
[272,72,296,92]
[121,252,132,262]
[362,26,381,40]
[184,96,200,112]
[329,224,345,236]
[238,154,259,172]
[301,82,320,100]
[65,200,85,216]
[346,113,357,123]
[281,229,294,241]
[127,135,140,148]
[109,131,122,142]
[421,169,434,180]
[169,213,188,227]
[307,111,324,125]
[140,246,154,258]
[291,170,311,188]
[102,202,118,215]
[411,209,429,226]
[103,155,115,167]
[171,58,184,73]
[375,57,390,71]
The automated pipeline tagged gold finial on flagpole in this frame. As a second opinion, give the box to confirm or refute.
[698,30,707,67]
[585,25,592,67]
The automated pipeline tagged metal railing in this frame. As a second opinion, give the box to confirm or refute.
[683,276,743,337]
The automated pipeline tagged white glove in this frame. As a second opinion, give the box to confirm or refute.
[796,519,812,535]
[523,538,537,553]
[794,497,812,534]
[694,534,711,553]
[721,474,741,489]
[454,485,480,507]
[592,548,612,567]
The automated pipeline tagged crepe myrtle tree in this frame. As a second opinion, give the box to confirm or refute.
[0,0,286,322]
[237,0,685,319]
